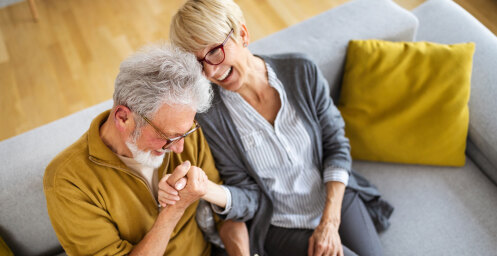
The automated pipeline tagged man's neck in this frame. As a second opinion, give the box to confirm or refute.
[100,117,132,158]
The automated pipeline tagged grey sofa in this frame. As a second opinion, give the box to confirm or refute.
[1,0,496,255]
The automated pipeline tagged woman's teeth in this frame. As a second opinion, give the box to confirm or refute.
[217,67,232,81]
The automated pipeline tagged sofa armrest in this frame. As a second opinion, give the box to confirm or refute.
[0,99,113,255]
[413,0,497,183]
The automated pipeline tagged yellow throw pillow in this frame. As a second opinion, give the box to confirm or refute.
[338,40,475,166]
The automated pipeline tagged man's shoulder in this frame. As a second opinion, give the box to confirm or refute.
[44,132,92,190]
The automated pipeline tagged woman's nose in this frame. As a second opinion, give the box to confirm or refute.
[202,62,220,79]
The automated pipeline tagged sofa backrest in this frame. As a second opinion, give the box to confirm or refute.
[249,0,418,102]
[412,0,497,184]
[0,100,113,255]
[0,0,418,254]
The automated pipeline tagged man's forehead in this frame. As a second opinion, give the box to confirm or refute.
[152,104,196,134]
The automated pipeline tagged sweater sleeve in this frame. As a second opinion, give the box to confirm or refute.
[45,180,133,256]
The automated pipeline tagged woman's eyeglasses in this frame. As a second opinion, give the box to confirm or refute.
[197,28,234,66]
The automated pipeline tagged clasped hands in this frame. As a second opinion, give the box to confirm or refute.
[158,160,208,210]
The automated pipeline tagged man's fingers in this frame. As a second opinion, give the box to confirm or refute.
[160,174,187,191]
[159,175,179,195]
[175,177,187,190]
[159,199,177,207]
[159,173,171,184]
[166,161,191,186]
[158,192,180,201]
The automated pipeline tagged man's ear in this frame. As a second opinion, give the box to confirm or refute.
[114,105,134,134]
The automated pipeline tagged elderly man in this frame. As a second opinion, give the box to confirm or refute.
[44,44,248,256]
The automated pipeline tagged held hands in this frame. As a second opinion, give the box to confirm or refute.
[308,221,343,256]
[158,161,208,210]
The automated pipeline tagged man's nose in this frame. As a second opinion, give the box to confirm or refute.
[169,138,185,154]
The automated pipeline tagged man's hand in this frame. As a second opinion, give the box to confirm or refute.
[158,175,187,207]
[158,161,188,207]
[308,221,343,256]
[158,161,208,210]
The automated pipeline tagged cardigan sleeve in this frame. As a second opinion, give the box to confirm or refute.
[197,99,262,221]
[262,53,352,173]
[308,58,353,172]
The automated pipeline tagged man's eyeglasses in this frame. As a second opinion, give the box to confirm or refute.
[140,114,200,150]
[198,28,234,66]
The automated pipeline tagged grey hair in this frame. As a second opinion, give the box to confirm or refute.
[113,42,212,128]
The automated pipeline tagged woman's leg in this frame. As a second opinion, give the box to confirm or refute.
[339,188,384,256]
[265,225,357,256]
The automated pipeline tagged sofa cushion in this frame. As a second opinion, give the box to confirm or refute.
[249,0,419,101]
[339,40,474,166]
[354,159,497,255]
[412,0,497,182]
[0,100,113,255]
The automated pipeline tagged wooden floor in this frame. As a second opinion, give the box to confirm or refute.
[0,0,496,141]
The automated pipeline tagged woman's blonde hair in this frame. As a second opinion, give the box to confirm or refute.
[170,0,246,52]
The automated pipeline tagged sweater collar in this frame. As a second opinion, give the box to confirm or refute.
[87,110,130,170]
[88,110,169,174]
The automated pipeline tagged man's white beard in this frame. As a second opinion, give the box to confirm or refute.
[125,139,168,169]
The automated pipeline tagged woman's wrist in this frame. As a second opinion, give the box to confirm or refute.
[201,180,228,208]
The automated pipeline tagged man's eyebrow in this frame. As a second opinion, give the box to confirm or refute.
[167,132,184,138]
[162,128,188,138]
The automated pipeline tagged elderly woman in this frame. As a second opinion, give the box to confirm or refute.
[164,0,393,255]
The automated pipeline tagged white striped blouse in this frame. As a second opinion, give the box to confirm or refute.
[219,63,349,229]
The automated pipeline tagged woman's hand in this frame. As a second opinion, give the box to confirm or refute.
[308,181,346,256]
[308,220,343,256]
[158,174,187,207]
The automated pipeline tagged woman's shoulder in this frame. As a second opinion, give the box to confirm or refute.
[196,86,227,129]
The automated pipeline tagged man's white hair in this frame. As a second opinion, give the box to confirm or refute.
[113,42,212,128]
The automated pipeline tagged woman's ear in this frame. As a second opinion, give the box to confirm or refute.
[239,24,250,47]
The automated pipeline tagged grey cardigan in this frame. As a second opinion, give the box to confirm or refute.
[197,53,393,255]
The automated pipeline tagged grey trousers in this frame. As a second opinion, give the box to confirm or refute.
[264,188,383,256]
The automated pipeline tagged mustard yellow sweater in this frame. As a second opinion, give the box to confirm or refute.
[44,110,222,256]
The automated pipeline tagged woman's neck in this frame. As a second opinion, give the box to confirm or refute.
[237,55,269,103]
